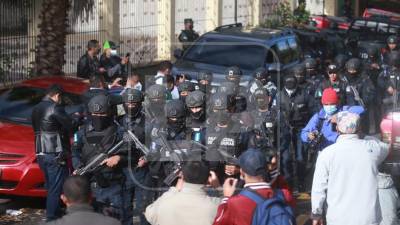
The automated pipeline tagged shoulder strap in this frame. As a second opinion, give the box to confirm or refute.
[240,189,265,204]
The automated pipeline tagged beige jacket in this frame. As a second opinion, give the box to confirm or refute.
[145,183,220,225]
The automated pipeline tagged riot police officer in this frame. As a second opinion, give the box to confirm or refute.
[382,35,399,65]
[379,51,400,115]
[343,58,375,133]
[252,67,277,102]
[72,94,131,225]
[304,58,324,112]
[185,90,207,144]
[205,93,247,182]
[196,70,214,95]
[144,84,168,144]
[224,66,247,112]
[178,19,199,50]
[119,89,149,225]
[334,53,350,77]
[316,63,347,107]
[277,75,313,191]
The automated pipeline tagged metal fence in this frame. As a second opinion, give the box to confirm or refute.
[0,0,280,84]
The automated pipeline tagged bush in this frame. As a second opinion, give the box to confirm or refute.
[261,1,310,29]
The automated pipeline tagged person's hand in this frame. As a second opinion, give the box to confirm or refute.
[223,178,238,197]
[121,57,129,65]
[225,165,240,176]
[111,77,123,87]
[330,114,338,124]
[137,156,147,168]
[312,219,324,225]
[101,155,121,168]
[207,171,220,188]
[388,86,395,95]
[72,170,78,175]
[175,177,184,191]
[99,67,106,73]
[371,63,380,69]
[308,132,316,141]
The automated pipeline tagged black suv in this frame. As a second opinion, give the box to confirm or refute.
[346,17,400,55]
[172,23,302,85]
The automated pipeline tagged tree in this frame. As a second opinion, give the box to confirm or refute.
[34,0,94,76]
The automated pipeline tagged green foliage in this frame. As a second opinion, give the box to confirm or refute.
[261,1,310,29]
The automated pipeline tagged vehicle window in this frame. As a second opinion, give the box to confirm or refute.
[276,40,291,64]
[389,24,400,34]
[184,37,267,71]
[0,86,81,124]
[288,37,300,62]
[377,23,389,33]
[351,20,366,30]
[366,21,378,32]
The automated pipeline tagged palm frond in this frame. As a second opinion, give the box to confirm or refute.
[70,0,95,24]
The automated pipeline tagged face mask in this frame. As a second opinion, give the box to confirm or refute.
[323,105,337,116]
[256,98,269,109]
[215,111,230,126]
[295,75,305,84]
[124,104,141,118]
[198,84,208,93]
[91,115,113,132]
[284,80,297,90]
[191,109,204,120]
[110,49,118,56]
[167,117,185,132]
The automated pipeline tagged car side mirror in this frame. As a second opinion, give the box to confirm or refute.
[174,49,183,59]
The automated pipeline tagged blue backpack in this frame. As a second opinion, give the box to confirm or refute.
[240,189,296,225]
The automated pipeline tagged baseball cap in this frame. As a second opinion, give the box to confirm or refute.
[239,148,267,176]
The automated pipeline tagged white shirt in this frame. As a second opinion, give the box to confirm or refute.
[312,135,389,225]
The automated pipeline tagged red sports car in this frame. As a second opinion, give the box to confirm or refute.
[0,76,88,197]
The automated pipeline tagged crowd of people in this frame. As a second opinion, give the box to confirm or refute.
[30,33,400,225]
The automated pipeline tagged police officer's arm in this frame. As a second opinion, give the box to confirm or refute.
[301,113,320,143]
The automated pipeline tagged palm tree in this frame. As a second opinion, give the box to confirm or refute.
[34,0,94,76]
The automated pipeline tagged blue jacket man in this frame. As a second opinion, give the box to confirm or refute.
[301,88,364,151]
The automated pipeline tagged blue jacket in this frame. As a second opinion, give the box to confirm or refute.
[301,105,365,150]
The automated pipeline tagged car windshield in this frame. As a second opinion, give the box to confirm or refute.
[0,86,81,125]
[184,37,267,71]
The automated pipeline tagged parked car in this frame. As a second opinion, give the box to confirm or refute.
[310,15,350,30]
[0,76,88,197]
[172,23,302,86]
[345,17,400,56]
[363,8,400,21]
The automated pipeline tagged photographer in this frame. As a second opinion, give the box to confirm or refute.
[32,85,75,222]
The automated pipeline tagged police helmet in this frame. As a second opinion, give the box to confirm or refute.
[185,90,205,108]
[345,58,361,72]
[178,81,195,93]
[88,94,111,114]
[225,66,242,82]
[388,51,400,67]
[327,64,339,74]
[146,84,167,101]
[165,100,186,119]
[210,93,229,111]
[334,54,349,69]
[122,88,144,103]
[197,71,213,82]
[253,67,269,81]
[387,35,398,45]
[304,58,317,70]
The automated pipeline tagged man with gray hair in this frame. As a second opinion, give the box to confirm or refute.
[311,111,391,225]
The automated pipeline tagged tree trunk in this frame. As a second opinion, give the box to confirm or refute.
[34,0,70,76]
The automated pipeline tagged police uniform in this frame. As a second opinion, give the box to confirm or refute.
[72,94,131,225]
[178,19,199,50]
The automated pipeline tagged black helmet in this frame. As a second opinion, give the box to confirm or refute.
[253,67,269,81]
[253,88,269,109]
[387,35,398,45]
[366,46,378,58]
[345,58,361,72]
[292,64,305,76]
[178,81,195,93]
[210,93,229,111]
[185,90,205,108]
[197,71,213,82]
[388,51,400,67]
[225,66,242,82]
[165,100,186,119]
[284,75,297,90]
[334,54,349,69]
[304,58,317,70]
[146,84,167,101]
[218,81,239,96]
[327,63,339,74]
[88,94,111,114]
[122,88,144,103]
